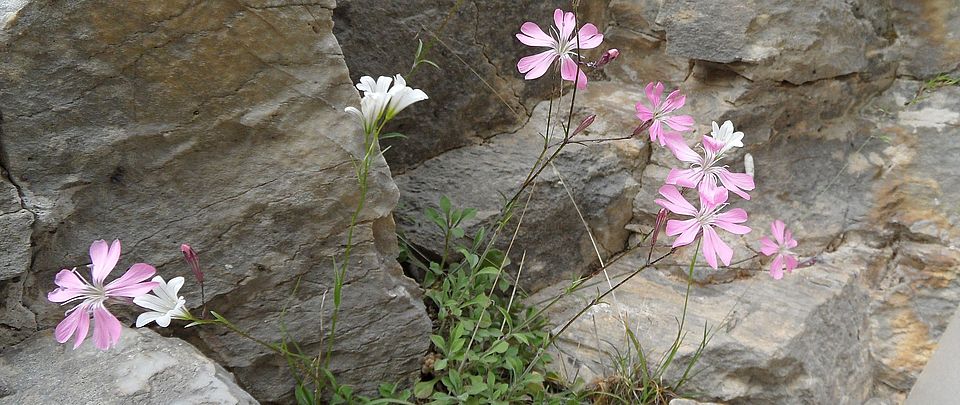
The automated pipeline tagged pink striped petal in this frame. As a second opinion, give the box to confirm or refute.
[655,185,697,216]
[105,263,156,292]
[517,22,555,47]
[560,56,587,89]
[575,23,603,49]
[698,184,729,209]
[702,225,733,268]
[716,169,755,200]
[670,219,701,247]
[665,135,701,164]
[666,168,702,188]
[769,255,785,279]
[554,9,576,42]
[518,50,557,80]
[663,115,695,132]
[645,82,664,108]
[635,102,654,121]
[702,136,724,155]
[759,236,779,256]
[662,90,687,112]
[771,220,786,245]
[48,270,87,303]
[54,304,88,345]
[93,306,122,350]
[784,254,799,273]
[91,239,121,285]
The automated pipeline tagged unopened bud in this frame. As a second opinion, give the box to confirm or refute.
[571,114,596,137]
[590,48,620,69]
[180,244,204,284]
[744,153,755,177]
[632,120,652,138]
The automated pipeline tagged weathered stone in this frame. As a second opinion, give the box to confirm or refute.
[891,0,960,78]
[395,84,646,291]
[0,0,430,401]
[0,327,258,404]
[0,176,31,282]
[334,0,608,171]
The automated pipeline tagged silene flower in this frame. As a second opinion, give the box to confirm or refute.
[47,240,159,350]
[345,74,427,133]
[516,9,603,89]
[134,276,191,327]
[664,133,755,200]
[635,82,695,145]
[706,120,744,155]
[655,185,751,269]
[760,220,799,279]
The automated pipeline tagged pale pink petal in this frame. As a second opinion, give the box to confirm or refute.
[559,56,587,89]
[516,22,555,47]
[771,220,786,245]
[72,307,91,349]
[769,255,785,280]
[48,270,87,303]
[663,115,695,132]
[759,236,779,256]
[665,218,697,237]
[48,288,84,303]
[645,82,664,108]
[661,90,687,112]
[664,135,701,164]
[715,207,748,224]
[107,280,159,298]
[655,185,697,216]
[649,120,664,144]
[666,168,702,188]
[575,23,603,49]
[698,184,729,209]
[54,304,87,344]
[93,306,122,350]
[91,239,121,285]
[670,220,701,247]
[635,102,654,121]
[554,9,576,42]
[702,136,724,155]
[716,169,755,200]
[702,225,733,268]
[105,263,157,292]
[784,254,799,273]
[518,50,558,80]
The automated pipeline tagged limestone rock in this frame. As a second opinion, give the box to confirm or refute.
[334,0,608,171]
[0,0,430,401]
[394,84,645,291]
[0,327,258,404]
[891,0,960,78]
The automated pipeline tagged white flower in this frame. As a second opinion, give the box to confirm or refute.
[344,74,427,133]
[133,276,190,327]
[708,120,744,154]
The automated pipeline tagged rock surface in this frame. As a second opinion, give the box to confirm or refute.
[0,0,430,402]
[0,327,258,404]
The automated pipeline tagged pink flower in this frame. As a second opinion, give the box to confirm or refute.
[180,243,203,284]
[635,82,695,145]
[655,185,751,269]
[47,239,158,350]
[516,9,603,89]
[760,220,799,279]
[664,134,755,200]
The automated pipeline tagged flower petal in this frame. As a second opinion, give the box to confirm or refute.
[769,254,785,279]
[54,304,87,345]
[666,168,702,188]
[575,23,603,49]
[559,56,587,89]
[517,50,557,80]
[759,236,779,256]
[93,306,122,350]
[669,219,701,247]
[655,185,697,216]
[48,270,88,303]
[702,225,733,268]
[663,115,695,132]
[635,102,654,122]
[91,239,121,285]
[517,22,556,47]
[771,220,786,245]
[661,90,687,113]
[665,135,702,164]
[645,82,664,109]
[554,9,576,42]
[716,169,756,200]
[105,263,156,291]
[135,311,163,328]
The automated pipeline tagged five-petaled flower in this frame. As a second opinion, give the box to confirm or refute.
[760,220,799,279]
[635,82,695,145]
[664,133,755,200]
[134,276,191,327]
[707,120,744,155]
[655,185,751,269]
[47,240,159,350]
[345,74,427,134]
[516,9,603,89]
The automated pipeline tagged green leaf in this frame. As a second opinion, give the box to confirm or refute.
[295,384,315,405]
[434,358,448,371]
[430,335,447,352]
[414,380,436,399]
[439,196,452,216]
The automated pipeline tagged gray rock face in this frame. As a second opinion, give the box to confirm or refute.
[891,0,960,78]
[0,0,430,402]
[0,327,258,404]
[395,86,646,291]
[334,0,608,171]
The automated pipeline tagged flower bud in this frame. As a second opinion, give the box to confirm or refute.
[571,114,596,137]
[744,153,755,177]
[591,48,620,69]
[180,244,203,284]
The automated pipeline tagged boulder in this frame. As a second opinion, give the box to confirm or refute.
[0,0,430,401]
[0,327,258,404]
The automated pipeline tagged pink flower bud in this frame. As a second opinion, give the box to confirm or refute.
[591,48,620,69]
[571,114,597,137]
[180,244,203,284]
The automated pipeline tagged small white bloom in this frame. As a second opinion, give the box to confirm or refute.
[709,120,744,154]
[344,75,427,133]
[744,153,755,177]
[133,276,190,327]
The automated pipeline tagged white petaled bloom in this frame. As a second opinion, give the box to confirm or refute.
[344,74,427,133]
[133,276,191,327]
[708,120,744,155]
